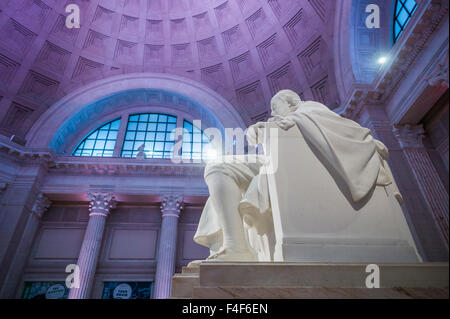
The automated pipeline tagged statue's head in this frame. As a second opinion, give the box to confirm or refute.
[270,90,302,117]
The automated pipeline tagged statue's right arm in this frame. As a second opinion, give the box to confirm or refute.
[246,122,267,146]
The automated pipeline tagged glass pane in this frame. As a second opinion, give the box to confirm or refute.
[193,134,202,143]
[129,115,139,122]
[94,140,106,149]
[136,132,146,140]
[181,120,212,161]
[148,123,157,131]
[192,143,202,153]
[105,141,115,150]
[155,142,164,151]
[126,131,136,140]
[110,120,120,130]
[146,132,156,140]
[165,143,174,151]
[167,123,176,132]
[157,123,167,131]
[123,141,134,150]
[138,123,147,131]
[84,140,95,149]
[156,132,166,141]
[121,113,178,158]
[97,130,108,139]
[404,0,416,12]
[128,122,138,131]
[139,114,149,122]
[73,119,121,157]
[394,0,417,43]
[89,131,98,140]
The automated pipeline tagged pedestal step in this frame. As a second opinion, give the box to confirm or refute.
[171,266,200,298]
[192,287,449,299]
[171,262,449,299]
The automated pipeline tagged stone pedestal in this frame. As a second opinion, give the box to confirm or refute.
[68,193,116,299]
[262,123,420,263]
[172,262,449,299]
[153,195,184,299]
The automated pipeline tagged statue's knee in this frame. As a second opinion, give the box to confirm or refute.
[205,171,237,195]
[205,162,230,180]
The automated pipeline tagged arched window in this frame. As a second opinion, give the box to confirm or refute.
[72,112,213,160]
[72,119,121,157]
[121,113,177,159]
[394,0,418,43]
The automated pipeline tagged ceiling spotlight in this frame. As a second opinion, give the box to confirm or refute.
[378,57,387,64]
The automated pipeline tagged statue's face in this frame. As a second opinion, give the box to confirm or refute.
[271,96,291,117]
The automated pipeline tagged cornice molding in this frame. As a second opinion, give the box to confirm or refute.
[0,136,205,177]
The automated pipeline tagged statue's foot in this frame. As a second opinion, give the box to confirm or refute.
[187,260,203,267]
[206,248,256,262]
[187,248,256,266]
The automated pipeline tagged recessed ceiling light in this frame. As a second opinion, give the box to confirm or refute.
[378,57,387,64]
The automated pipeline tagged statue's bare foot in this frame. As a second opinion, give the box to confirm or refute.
[187,248,255,267]
[206,248,256,262]
[187,260,203,267]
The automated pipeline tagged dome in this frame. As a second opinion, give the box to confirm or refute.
[0,0,339,142]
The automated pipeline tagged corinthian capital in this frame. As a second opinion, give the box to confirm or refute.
[426,50,449,88]
[393,124,426,149]
[160,195,184,217]
[32,193,51,218]
[87,193,117,217]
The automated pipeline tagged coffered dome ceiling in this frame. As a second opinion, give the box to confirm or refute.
[0,0,339,142]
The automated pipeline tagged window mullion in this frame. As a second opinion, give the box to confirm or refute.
[175,116,184,158]
[114,114,129,157]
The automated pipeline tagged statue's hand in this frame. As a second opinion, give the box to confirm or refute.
[247,122,266,146]
[272,115,296,131]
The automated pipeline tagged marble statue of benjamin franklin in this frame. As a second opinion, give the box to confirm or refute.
[191,90,405,263]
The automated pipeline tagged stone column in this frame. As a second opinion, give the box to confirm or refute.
[153,195,184,299]
[0,193,51,297]
[394,124,449,246]
[68,193,116,299]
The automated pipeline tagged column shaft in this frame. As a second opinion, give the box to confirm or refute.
[153,195,183,299]
[394,124,449,248]
[69,193,115,299]
[153,216,179,299]
[403,148,449,244]
[68,214,107,299]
